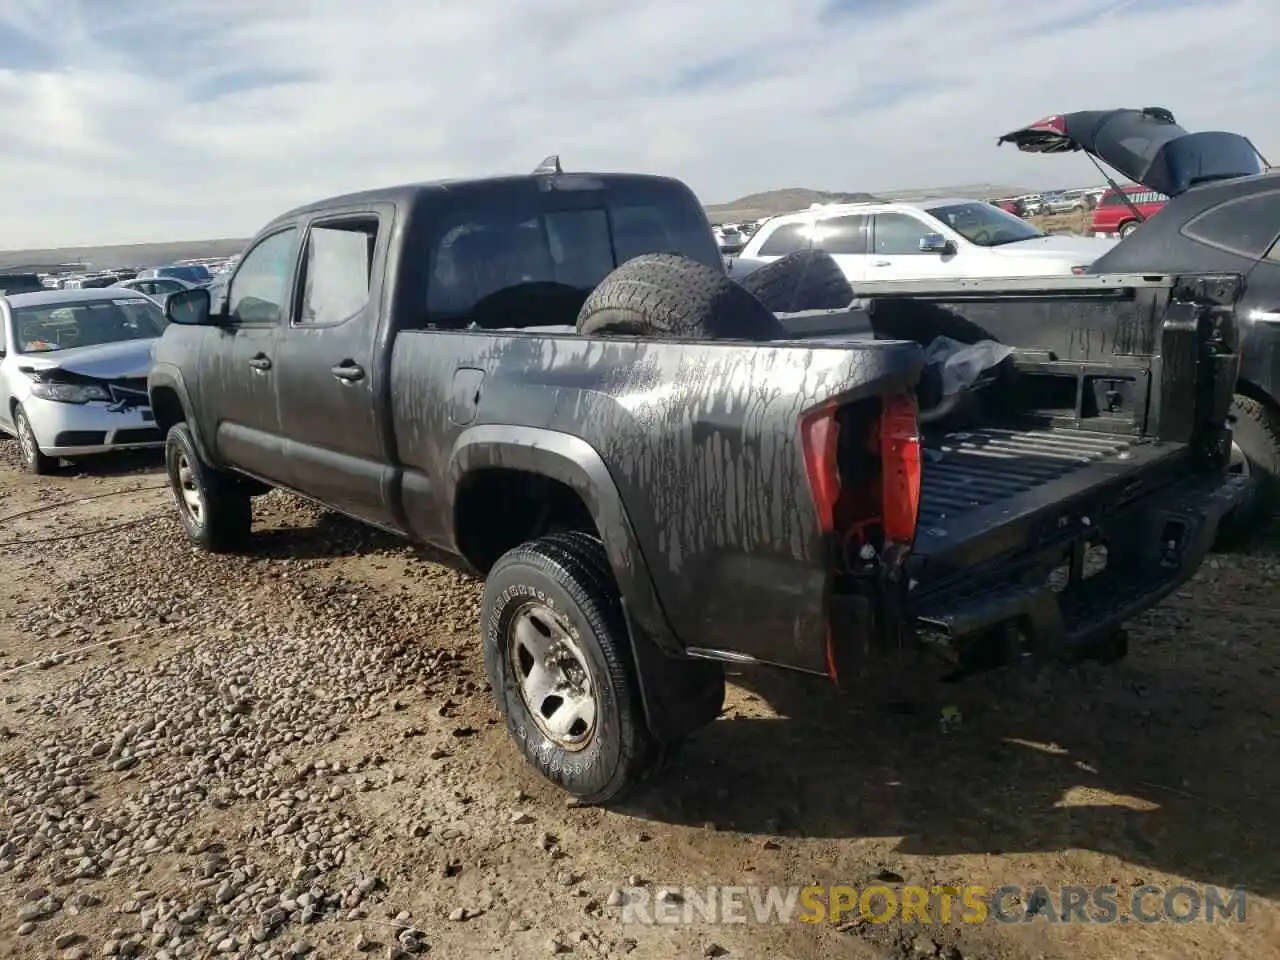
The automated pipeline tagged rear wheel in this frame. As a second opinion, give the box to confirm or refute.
[1216,394,1280,548]
[164,423,252,553]
[482,532,664,804]
[13,404,56,475]
[1119,221,1140,238]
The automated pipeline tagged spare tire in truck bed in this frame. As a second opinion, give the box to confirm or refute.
[735,248,854,313]
[576,253,785,340]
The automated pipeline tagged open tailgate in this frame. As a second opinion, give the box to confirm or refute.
[996,108,1265,197]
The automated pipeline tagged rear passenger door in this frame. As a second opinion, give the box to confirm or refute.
[272,205,400,530]
[812,214,870,282]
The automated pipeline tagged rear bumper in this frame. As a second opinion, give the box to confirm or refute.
[833,469,1248,666]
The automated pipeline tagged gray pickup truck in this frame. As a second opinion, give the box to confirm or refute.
[149,165,1246,803]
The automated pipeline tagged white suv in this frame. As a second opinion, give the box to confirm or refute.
[731,199,1117,283]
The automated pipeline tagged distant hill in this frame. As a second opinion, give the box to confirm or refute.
[1,181,1044,267]
[704,182,1033,223]
[875,182,1032,202]
[704,188,878,224]
[0,238,249,272]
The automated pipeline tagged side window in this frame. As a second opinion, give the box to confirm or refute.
[873,214,932,255]
[757,222,812,257]
[1184,191,1280,259]
[228,228,297,324]
[814,215,867,255]
[297,218,379,325]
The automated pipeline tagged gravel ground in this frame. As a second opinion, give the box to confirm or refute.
[0,441,1277,960]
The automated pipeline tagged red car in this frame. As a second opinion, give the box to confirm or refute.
[1089,184,1167,238]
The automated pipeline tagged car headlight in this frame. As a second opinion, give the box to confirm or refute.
[28,381,111,403]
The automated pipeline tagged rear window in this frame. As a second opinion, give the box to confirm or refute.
[1183,190,1280,259]
[426,195,720,327]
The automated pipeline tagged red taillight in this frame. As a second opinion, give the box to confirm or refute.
[1071,265,1088,275]
[880,393,922,546]
[800,394,922,682]
[800,393,922,544]
[799,401,841,533]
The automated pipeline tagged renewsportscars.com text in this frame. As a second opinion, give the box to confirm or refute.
[620,884,1249,925]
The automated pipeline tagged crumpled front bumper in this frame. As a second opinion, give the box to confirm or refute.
[22,395,163,456]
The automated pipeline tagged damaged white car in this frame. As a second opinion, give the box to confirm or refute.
[0,288,166,474]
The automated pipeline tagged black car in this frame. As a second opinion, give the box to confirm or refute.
[1000,107,1280,530]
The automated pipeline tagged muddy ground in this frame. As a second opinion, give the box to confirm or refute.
[0,441,1276,960]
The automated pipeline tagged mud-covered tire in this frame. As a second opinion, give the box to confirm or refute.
[736,248,854,313]
[1216,394,1280,548]
[164,423,252,553]
[12,404,57,475]
[482,531,663,804]
[576,252,784,340]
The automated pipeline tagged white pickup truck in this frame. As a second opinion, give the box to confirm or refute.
[726,198,1117,283]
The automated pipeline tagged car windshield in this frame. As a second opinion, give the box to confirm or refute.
[11,297,166,353]
[925,202,1044,247]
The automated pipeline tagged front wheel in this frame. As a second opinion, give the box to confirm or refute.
[482,532,661,804]
[164,423,252,553]
[13,404,57,475]
[1119,221,1141,238]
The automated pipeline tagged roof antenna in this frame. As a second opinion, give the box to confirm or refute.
[533,155,563,175]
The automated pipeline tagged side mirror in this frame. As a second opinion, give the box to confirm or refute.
[165,287,214,325]
[919,233,953,254]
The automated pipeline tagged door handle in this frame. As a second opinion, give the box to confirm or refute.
[331,361,365,383]
[248,354,272,371]
[872,260,892,267]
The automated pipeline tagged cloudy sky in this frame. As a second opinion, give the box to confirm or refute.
[0,0,1275,248]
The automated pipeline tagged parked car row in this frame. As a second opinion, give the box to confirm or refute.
[999,186,1170,238]
[39,255,239,291]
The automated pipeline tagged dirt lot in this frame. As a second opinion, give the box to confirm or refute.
[0,441,1276,960]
